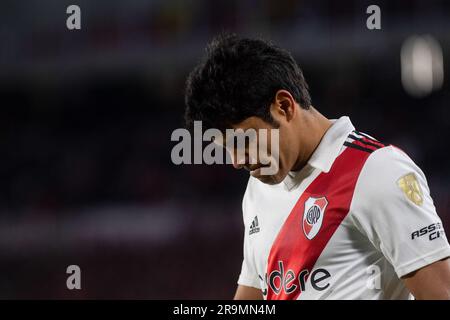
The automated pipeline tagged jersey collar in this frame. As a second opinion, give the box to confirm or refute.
[307,116,355,173]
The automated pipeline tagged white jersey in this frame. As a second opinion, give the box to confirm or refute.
[237,116,450,300]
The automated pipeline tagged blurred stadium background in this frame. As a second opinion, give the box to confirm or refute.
[0,0,449,299]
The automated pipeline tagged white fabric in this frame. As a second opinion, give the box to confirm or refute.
[237,116,450,299]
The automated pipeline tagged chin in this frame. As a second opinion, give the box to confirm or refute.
[255,171,287,185]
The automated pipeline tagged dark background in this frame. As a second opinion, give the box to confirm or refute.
[0,0,449,298]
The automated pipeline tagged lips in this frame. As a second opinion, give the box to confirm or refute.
[249,165,273,178]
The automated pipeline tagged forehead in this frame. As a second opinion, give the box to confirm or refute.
[232,116,271,130]
[213,117,273,148]
[214,128,257,148]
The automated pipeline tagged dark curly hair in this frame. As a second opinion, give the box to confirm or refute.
[184,33,311,131]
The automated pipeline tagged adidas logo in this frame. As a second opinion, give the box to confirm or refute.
[249,216,260,235]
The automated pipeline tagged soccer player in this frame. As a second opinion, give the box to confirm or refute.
[184,34,450,299]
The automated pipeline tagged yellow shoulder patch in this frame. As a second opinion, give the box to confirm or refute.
[397,173,423,206]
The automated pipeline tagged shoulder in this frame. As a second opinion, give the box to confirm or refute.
[365,144,422,171]
[358,145,427,193]
[241,175,281,226]
[351,143,431,218]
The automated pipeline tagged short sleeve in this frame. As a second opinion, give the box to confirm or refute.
[237,180,261,289]
[350,145,450,278]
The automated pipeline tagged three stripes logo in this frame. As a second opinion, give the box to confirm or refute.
[249,216,260,235]
[344,130,386,154]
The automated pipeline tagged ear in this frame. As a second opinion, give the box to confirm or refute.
[270,90,297,123]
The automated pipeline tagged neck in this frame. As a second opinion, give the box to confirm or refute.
[291,106,332,172]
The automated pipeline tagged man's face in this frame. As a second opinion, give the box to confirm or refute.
[221,116,297,185]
